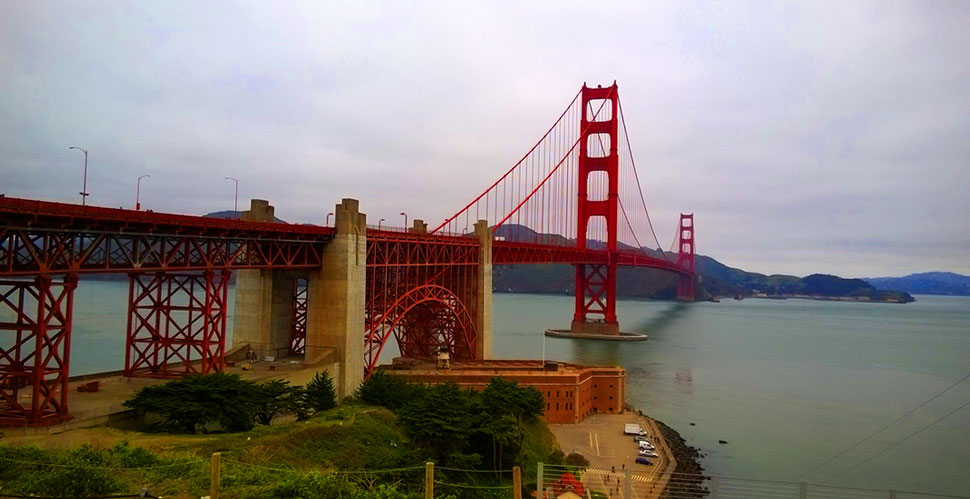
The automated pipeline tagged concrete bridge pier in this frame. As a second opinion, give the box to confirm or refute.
[305,199,366,398]
[473,219,493,359]
[232,200,300,359]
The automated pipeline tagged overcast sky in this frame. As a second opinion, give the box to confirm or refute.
[1,1,967,277]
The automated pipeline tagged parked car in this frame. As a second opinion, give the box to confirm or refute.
[639,449,660,458]
[635,457,653,466]
[638,440,655,449]
[633,435,648,442]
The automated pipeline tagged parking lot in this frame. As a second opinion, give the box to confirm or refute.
[549,411,672,493]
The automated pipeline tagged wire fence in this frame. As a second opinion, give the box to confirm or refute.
[2,451,965,499]
[537,464,970,499]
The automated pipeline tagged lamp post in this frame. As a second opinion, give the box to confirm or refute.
[326,212,334,226]
[400,212,408,230]
[136,174,150,211]
[378,218,385,230]
[224,177,238,219]
[69,146,89,206]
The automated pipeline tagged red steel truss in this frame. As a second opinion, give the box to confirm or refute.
[124,271,230,378]
[289,278,308,356]
[364,234,480,375]
[0,197,329,276]
[0,275,77,426]
[677,214,695,301]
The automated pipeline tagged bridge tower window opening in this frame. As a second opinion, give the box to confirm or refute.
[586,133,611,158]
[586,99,613,122]
[586,171,609,202]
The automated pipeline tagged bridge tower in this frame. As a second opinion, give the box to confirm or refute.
[677,213,695,301]
[572,83,621,336]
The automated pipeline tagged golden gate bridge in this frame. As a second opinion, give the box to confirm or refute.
[0,82,696,427]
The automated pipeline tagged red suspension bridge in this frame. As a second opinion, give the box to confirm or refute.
[0,82,696,426]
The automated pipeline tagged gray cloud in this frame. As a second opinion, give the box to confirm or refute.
[1,1,968,278]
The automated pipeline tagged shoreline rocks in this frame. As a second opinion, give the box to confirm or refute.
[654,418,709,498]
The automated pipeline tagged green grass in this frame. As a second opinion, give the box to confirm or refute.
[0,404,563,498]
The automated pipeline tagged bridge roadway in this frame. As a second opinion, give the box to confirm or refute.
[0,196,687,276]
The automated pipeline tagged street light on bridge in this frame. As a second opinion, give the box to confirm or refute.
[326,212,334,226]
[136,174,150,211]
[378,218,385,230]
[224,177,239,219]
[400,212,408,230]
[68,146,89,206]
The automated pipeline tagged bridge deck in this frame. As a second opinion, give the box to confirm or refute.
[0,197,688,276]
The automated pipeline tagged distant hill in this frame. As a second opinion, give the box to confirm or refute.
[492,224,914,303]
[204,210,287,223]
[865,272,970,296]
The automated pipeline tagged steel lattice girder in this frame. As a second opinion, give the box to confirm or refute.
[124,271,230,378]
[366,235,479,267]
[0,275,77,427]
[0,228,325,276]
[289,279,308,356]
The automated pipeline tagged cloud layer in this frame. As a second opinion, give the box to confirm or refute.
[2,1,968,277]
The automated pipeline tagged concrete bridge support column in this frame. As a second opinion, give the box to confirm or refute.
[305,199,366,398]
[232,200,296,359]
[473,220,493,359]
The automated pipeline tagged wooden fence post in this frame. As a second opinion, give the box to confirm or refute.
[425,461,434,499]
[210,452,222,499]
[513,466,522,499]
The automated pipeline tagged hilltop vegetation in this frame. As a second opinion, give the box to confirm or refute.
[0,373,563,498]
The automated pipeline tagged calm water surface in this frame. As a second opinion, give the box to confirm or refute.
[491,292,970,495]
[63,281,970,494]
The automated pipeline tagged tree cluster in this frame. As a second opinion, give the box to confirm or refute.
[356,371,544,470]
[123,371,337,433]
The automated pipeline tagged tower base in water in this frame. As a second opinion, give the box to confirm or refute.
[544,328,647,342]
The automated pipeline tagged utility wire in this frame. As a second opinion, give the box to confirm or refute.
[824,397,970,483]
[795,370,970,480]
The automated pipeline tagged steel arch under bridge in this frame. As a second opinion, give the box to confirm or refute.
[363,232,482,376]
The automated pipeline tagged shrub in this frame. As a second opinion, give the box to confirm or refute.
[255,379,311,424]
[253,471,417,499]
[305,370,337,412]
[355,370,423,410]
[124,373,261,432]
[564,452,590,468]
